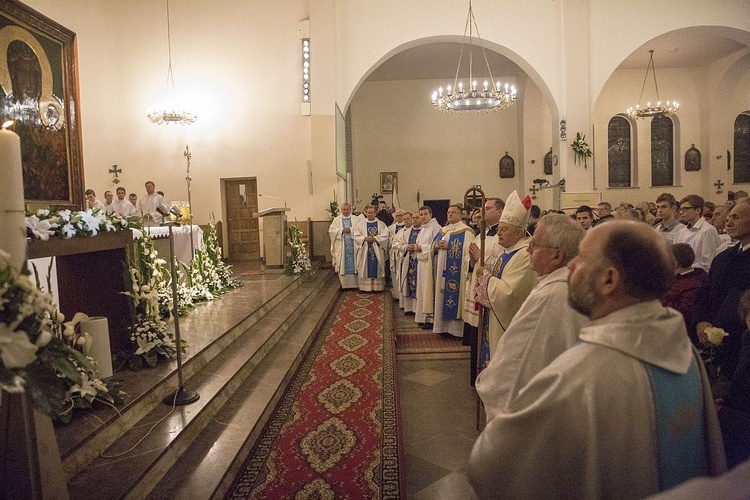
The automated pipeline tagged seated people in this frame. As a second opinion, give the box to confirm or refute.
[85,189,105,210]
[108,187,138,217]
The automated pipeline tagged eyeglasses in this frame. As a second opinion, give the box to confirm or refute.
[679,206,699,212]
[528,239,557,250]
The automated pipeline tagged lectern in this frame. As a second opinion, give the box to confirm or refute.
[254,207,290,267]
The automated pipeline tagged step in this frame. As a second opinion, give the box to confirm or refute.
[148,273,341,499]
[57,269,309,479]
[65,268,337,499]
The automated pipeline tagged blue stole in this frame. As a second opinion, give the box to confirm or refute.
[646,358,708,490]
[478,249,520,371]
[441,231,467,320]
[406,228,420,298]
[342,217,355,274]
[366,221,379,278]
[395,223,404,234]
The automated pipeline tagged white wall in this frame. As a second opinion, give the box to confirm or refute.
[350,79,522,211]
[22,0,340,224]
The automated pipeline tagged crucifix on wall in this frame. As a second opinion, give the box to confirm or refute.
[714,179,724,194]
[109,164,122,184]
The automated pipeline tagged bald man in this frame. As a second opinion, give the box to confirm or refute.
[470,221,726,499]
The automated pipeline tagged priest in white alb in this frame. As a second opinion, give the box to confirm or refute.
[433,205,475,337]
[328,202,358,289]
[414,205,442,328]
[388,209,407,300]
[400,211,422,314]
[353,205,389,292]
[474,191,537,368]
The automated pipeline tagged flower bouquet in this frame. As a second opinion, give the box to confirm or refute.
[285,224,314,276]
[26,208,139,241]
[571,132,593,169]
[1,251,125,421]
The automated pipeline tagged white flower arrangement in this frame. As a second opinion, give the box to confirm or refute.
[25,208,138,241]
[571,132,593,169]
[0,251,125,422]
[285,225,314,276]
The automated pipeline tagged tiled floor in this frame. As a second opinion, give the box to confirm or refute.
[394,296,480,499]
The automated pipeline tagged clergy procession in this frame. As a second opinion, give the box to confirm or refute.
[330,188,750,498]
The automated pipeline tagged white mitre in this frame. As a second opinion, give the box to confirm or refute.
[499,190,531,228]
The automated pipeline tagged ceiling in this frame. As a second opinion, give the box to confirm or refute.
[366,30,747,83]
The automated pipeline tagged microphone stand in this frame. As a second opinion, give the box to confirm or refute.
[162,218,199,406]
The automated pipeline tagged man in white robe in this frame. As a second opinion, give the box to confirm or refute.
[139,180,165,225]
[388,210,407,299]
[353,205,389,292]
[469,220,727,499]
[476,214,587,421]
[464,197,503,385]
[475,191,537,364]
[400,212,422,314]
[413,206,442,327]
[328,202,358,289]
[108,187,138,217]
[391,212,412,304]
[432,205,475,337]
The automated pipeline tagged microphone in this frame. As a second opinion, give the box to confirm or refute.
[258,193,287,208]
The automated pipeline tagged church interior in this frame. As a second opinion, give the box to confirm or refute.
[1,0,750,497]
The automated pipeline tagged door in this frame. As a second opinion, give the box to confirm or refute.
[226,179,260,260]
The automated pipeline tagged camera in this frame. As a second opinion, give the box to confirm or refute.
[371,193,384,207]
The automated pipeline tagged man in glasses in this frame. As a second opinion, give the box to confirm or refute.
[674,194,722,272]
[476,214,587,421]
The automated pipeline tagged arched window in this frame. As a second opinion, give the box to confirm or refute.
[734,113,750,184]
[607,116,632,187]
[651,115,674,186]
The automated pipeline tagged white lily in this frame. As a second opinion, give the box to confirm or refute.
[0,325,39,369]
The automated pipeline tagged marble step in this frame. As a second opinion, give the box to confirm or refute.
[66,268,336,500]
[148,273,341,499]
[58,269,309,479]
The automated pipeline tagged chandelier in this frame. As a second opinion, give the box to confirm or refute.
[626,50,678,119]
[147,0,197,125]
[431,0,517,113]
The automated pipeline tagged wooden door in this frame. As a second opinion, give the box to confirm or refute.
[226,179,260,260]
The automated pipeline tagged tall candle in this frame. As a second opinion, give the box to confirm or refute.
[0,125,27,270]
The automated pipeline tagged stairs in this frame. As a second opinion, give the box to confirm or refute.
[61,267,340,499]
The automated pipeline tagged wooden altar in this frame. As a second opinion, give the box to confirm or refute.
[27,230,136,355]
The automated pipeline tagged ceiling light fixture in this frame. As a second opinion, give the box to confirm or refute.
[626,50,678,119]
[431,0,517,113]
[147,0,196,125]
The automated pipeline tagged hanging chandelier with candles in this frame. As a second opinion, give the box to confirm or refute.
[626,50,679,119]
[431,0,517,113]
[147,0,197,125]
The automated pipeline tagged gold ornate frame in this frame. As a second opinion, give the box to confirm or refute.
[0,0,84,208]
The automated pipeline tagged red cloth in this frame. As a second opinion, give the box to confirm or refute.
[661,268,707,330]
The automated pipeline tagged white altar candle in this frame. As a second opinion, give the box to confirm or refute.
[0,124,27,270]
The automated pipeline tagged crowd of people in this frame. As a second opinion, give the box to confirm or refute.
[84,181,167,225]
[329,189,750,497]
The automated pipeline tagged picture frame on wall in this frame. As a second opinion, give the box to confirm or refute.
[380,171,397,194]
[0,0,85,208]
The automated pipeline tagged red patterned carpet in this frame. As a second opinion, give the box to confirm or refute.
[395,327,471,355]
[227,291,404,498]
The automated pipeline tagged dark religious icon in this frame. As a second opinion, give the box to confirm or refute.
[0,2,84,207]
[544,148,553,175]
[499,152,515,178]
[685,144,701,172]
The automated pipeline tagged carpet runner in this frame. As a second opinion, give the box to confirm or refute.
[227,291,404,498]
[395,327,471,355]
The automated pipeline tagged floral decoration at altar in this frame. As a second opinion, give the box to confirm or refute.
[285,224,313,276]
[120,217,242,370]
[0,251,126,422]
[26,207,139,240]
